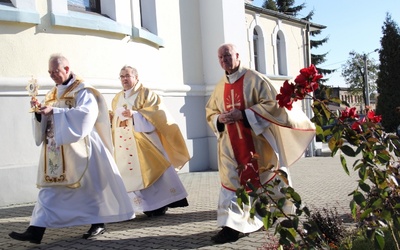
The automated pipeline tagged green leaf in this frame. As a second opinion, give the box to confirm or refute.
[248,191,258,198]
[371,198,383,209]
[350,200,357,218]
[259,195,269,205]
[321,102,332,120]
[247,181,257,192]
[358,181,371,193]
[316,125,323,136]
[323,128,333,140]
[372,144,387,151]
[303,206,311,216]
[366,228,375,240]
[330,97,342,105]
[236,189,249,207]
[358,165,368,181]
[341,145,356,157]
[286,228,297,243]
[360,208,373,220]
[353,191,366,207]
[262,212,272,229]
[278,234,292,246]
[376,152,390,164]
[280,219,293,228]
[249,204,256,218]
[341,100,350,107]
[340,154,350,175]
[328,137,337,151]
[237,197,243,209]
[277,198,286,209]
[380,209,392,221]
[394,215,400,230]
[374,229,385,250]
[290,191,301,203]
[355,145,363,155]
[292,216,299,230]
[255,202,268,217]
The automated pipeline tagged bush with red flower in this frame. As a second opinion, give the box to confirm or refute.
[276,64,322,110]
[238,64,400,250]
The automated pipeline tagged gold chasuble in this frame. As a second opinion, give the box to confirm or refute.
[36,78,112,188]
[224,76,260,189]
[111,83,190,192]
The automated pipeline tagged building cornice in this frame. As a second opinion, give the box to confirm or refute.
[245,3,326,31]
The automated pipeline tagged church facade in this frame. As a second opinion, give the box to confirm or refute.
[0,0,324,206]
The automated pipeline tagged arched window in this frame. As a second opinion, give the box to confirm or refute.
[250,24,266,74]
[140,0,157,34]
[253,29,259,71]
[276,31,287,75]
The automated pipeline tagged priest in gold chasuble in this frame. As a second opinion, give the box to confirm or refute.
[206,44,316,244]
[111,66,190,217]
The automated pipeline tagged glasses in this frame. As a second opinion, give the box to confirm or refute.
[48,69,60,75]
[119,75,134,79]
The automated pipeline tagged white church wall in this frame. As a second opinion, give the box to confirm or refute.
[0,0,200,206]
[0,0,315,206]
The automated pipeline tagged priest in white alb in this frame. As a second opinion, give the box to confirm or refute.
[110,65,190,217]
[206,43,316,244]
[8,54,135,244]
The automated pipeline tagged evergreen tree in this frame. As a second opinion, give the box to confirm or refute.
[263,0,304,16]
[262,0,277,10]
[375,13,400,132]
[302,9,336,81]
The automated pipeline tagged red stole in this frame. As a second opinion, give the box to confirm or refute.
[224,76,260,189]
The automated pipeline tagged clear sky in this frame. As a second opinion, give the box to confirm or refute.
[250,0,400,87]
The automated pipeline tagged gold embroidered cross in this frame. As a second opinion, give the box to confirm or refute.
[226,89,243,139]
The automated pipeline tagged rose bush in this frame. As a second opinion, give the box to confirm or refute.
[237,65,400,249]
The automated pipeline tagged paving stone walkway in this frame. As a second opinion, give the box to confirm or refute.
[0,153,359,250]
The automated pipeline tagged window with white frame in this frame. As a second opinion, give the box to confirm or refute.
[131,0,164,47]
[253,29,259,71]
[276,31,287,76]
[50,0,131,35]
[252,26,266,74]
[139,0,157,34]
[68,0,100,14]
[49,0,163,47]
[0,0,40,24]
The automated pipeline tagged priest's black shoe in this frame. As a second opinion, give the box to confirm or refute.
[82,223,106,239]
[144,206,168,217]
[211,227,240,244]
[9,226,45,244]
[153,206,168,216]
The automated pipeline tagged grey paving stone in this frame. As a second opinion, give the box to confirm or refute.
[0,153,358,249]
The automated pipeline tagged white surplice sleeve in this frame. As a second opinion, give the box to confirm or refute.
[246,109,292,185]
[53,89,98,146]
[133,111,155,133]
[246,108,278,155]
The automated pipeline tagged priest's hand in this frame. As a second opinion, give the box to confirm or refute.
[229,108,243,122]
[30,98,41,109]
[122,109,133,118]
[39,106,53,116]
[218,110,240,124]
